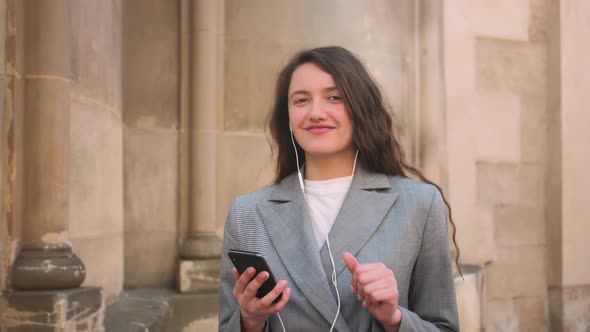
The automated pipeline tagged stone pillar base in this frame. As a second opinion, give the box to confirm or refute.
[0,287,104,332]
[178,259,220,293]
[549,284,590,331]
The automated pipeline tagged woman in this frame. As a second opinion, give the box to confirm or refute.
[218,46,459,332]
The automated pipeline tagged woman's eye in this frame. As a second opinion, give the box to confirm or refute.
[293,98,308,105]
[327,95,342,101]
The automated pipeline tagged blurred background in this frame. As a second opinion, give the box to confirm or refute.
[0,0,588,331]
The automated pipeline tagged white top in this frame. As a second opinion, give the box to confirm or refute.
[304,175,353,249]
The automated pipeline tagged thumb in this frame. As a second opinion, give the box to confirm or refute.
[343,252,359,272]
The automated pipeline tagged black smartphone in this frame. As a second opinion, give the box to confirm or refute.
[227,249,283,303]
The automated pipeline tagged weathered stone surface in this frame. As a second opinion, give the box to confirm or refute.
[167,290,218,331]
[454,265,484,331]
[22,78,70,241]
[514,296,547,332]
[122,0,179,128]
[23,0,73,77]
[560,0,590,287]
[124,129,178,287]
[475,93,521,163]
[529,0,547,42]
[226,0,409,50]
[476,38,546,95]
[71,0,122,113]
[477,162,545,206]
[454,206,495,265]
[0,76,4,271]
[125,229,177,288]
[469,0,529,41]
[494,204,546,247]
[178,259,220,293]
[549,284,590,332]
[486,299,518,332]
[104,289,170,332]
[70,234,123,305]
[180,318,217,332]
[69,98,123,304]
[520,95,547,163]
[0,0,5,76]
[11,242,86,290]
[0,287,104,332]
[104,288,218,332]
[486,246,547,300]
[216,133,274,233]
[223,38,283,131]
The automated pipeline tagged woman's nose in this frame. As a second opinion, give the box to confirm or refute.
[308,100,325,120]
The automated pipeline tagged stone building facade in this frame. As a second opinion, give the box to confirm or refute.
[0,0,588,331]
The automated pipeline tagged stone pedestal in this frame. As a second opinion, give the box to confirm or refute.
[455,265,484,331]
[0,287,104,332]
[549,285,590,332]
[178,259,220,293]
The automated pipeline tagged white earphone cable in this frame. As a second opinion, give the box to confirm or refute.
[289,125,359,332]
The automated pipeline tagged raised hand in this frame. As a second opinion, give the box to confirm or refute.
[343,252,402,332]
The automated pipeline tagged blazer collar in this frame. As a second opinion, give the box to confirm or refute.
[268,164,393,202]
[258,165,399,331]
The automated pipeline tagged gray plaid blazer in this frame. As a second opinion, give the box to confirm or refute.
[218,166,459,331]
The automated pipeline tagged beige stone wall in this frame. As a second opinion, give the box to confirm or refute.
[217,0,417,235]
[547,0,590,330]
[558,0,590,289]
[444,0,549,330]
[122,0,180,288]
[0,0,6,289]
[68,0,124,304]
[1,0,23,291]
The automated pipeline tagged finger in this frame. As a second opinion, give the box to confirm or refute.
[232,267,240,281]
[357,265,394,287]
[243,271,269,299]
[258,280,288,307]
[343,252,359,292]
[343,252,359,272]
[362,278,392,295]
[269,287,291,314]
[356,283,365,302]
[370,288,398,303]
[234,267,257,294]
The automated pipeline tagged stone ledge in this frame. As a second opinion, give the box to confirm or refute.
[0,286,104,332]
[178,259,220,293]
[104,289,170,332]
[167,291,218,332]
[104,288,218,332]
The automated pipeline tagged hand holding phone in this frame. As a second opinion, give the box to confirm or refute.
[227,249,283,303]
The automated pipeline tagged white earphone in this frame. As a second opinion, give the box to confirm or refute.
[286,123,359,332]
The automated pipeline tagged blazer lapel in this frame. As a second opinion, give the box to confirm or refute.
[320,167,400,278]
[257,173,350,332]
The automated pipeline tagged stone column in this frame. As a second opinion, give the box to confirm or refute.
[178,0,224,293]
[1,1,103,330]
[12,0,85,291]
[416,0,448,192]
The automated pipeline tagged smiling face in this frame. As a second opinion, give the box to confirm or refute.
[287,63,355,160]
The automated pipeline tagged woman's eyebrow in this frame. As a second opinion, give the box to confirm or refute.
[289,86,339,99]
[289,90,310,99]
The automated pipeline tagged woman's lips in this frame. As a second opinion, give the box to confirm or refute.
[306,126,333,135]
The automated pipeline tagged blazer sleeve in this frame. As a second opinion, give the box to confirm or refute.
[398,188,460,332]
[218,201,270,332]
[218,201,244,331]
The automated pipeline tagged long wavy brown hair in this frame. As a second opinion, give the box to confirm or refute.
[267,46,460,273]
